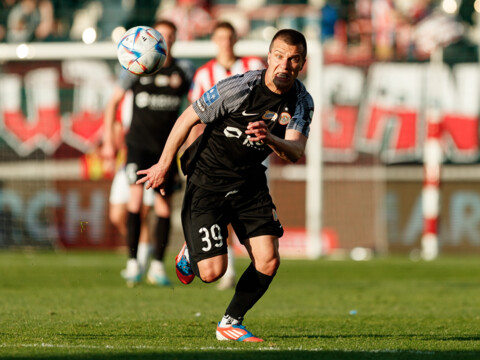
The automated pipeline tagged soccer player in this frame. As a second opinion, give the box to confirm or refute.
[102,19,194,287]
[137,29,313,341]
[187,21,266,290]
[104,90,155,276]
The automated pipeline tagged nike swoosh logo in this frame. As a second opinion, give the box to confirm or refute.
[242,110,259,116]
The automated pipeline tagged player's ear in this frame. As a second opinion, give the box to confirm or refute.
[299,56,306,71]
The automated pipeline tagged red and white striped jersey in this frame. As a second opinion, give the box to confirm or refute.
[188,56,266,103]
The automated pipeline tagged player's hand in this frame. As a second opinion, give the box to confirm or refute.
[136,163,167,195]
[245,121,270,143]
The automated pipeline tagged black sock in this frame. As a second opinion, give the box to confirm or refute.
[225,263,275,320]
[126,211,141,259]
[153,216,170,261]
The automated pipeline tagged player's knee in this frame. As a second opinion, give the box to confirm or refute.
[257,256,280,277]
[197,258,227,283]
[109,211,124,229]
[199,271,223,283]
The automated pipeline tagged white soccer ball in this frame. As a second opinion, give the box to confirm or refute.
[117,26,168,76]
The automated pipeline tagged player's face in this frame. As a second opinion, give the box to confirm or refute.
[265,38,305,94]
[212,27,236,56]
[156,24,176,53]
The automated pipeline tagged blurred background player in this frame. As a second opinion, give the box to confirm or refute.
[187,21,266,290]
[102,19,194,287]
[104,90,155,277]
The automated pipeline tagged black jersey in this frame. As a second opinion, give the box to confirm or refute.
[121,59,193,154]
[185,69,314,191]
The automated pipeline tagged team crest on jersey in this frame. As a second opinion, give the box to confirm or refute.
[203,85,220,106]
[279,112,291,125]
[262,111,278,122]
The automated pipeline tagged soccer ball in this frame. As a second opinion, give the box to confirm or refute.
[117,26,168,76]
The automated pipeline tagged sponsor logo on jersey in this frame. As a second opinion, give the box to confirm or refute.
[135,92,181,110]
[262,111,278,122]
[279,112,291,125]
[224,126,242,138]
[140,76,154,85]
[154,74,169,87]
[203,85,220,106]
[242,110,258,116]
[169,72,182,88]
[225,189,239,198]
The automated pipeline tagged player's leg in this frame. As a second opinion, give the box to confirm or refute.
[108,168,129,237]
[216,235,279,342]
[136,203,152,274]
[121,183,144,286]
[217,225,236,290]
[146,192,173,286]
[216,182,282,341]
[176,182,229,284]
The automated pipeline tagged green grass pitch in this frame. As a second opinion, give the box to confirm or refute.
[0,251,479,359]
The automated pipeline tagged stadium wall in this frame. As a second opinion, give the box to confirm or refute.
[1,42,480,257]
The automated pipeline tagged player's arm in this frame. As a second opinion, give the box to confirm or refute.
[101,85,126,171]
[136,105,201,194]
[246,122,307,163]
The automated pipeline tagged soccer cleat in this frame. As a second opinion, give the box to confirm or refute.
[121,258,142,287]
[147,260,172,287]
[147,273,172,287]
[175,243,195,284]
[216,323,264,342]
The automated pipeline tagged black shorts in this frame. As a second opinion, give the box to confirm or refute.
[126,145,180,196]
[181,180,284,264]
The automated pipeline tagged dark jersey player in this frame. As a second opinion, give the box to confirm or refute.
[102,19,194,287]
[137,29,313,341]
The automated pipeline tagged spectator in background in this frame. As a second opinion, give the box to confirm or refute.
[7,0,54,42]
[187,21,266,290]
[0,0,16,42]
[156,0,213,41]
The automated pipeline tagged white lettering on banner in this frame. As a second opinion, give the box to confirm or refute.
[65,190,104,244]
[450,191,480,245]
[0,190,23,245]
[0,189,105,247]
[324,63,480,164]
[386,190,480,247]
[322,65,364,162]
[25,190,61,240]
[0,70,62,156]
[0,60,480,163]
[357,63,424,163]
[61,60,115,152]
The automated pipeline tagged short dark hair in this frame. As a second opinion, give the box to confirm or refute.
[269,29,307,59]
[213,21,236,36]
[153,19,177,33]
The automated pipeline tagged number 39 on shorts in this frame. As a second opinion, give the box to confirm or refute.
[199,224,224,252]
